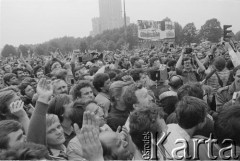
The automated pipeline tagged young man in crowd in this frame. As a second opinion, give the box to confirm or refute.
[66,99,107,160]
[48,94,75,146]
[166,82,215,138]
[176,49,206,83]
[0,120,25,149]
[186,104,240,160]
[12,68,26,82]
[93,73,111,118]
[123,83,153,112]
[205,56,230,94]
[46,114,68,159]
[70,80,95,101]
[215,65,240,112]
[2,64,12,74]
[106,80,133,131]
[129,106,167,160]
[129,68,150,88]
[27,78,69,159]
[122,83,154,132]
[163,96,208,159]
[3,73,19,86]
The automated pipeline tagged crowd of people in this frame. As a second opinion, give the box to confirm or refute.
[0,40,240,160]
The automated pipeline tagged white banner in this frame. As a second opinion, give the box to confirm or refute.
[137,20,175,41]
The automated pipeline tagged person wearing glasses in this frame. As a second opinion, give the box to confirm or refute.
[175,49,206,83]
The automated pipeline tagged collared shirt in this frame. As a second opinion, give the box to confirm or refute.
[67,126,110,161]
[206,67,230,94]
[176,68,203,83]
[67,136,87,161]
[63,127,76,147]
[159,124,190,160]
[49,144,68,160]
[215,82,236,112]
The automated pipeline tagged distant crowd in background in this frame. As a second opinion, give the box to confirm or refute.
[0,40,240,160]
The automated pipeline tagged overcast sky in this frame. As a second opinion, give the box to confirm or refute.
[1,0,239,48]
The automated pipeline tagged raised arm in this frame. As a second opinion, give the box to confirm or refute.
[175,49,185,70]
[193,53,206,72]
[27,78,53,145]
[19,52,33,72]
[10,100,30,134]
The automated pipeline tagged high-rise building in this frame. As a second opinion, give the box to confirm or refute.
[91,0,130,36]
[91,17,101,36]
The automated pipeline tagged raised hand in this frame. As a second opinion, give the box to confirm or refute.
[74,111,103,161]
[64,62,72,70]
[115,125,135,156]
[84,111,99,130]
[116,126,122,133]
[121,126,135,156]
[122,75,134,82]
[74,111,99,141]
[72,50,79,59]
[224,42,233,51]
[36,78,53,103]
[10,100,28,119]
[50,51,58,59]
[121,126,129,139]
[181,48,186,55]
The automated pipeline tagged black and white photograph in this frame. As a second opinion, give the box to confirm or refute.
[0,0,240,160]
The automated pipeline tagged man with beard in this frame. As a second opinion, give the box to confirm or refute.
[215,65,240,112]
[93,73,111,118]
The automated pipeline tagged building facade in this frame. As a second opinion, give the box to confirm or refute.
[91,0,130,36]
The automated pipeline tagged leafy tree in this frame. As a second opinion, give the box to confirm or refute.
[199,18,222,43]
[194,31,202,44]
[235,31,240,41]
[79,41,88,52]
[116,37,125,49]
[1,44,17,57]
[174,22,183,45]
[18,45,29,57]
[63,42,73,53]
[47,46,56,53]
[92,40,106,52]
[34,44,48,56]
[126,24,138,49]
[49,41,59,51]
[182,23,198,44]
[162,17,171,22]
[107,40,116,51]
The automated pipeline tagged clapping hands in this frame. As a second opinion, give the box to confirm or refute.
[74,111,103,161]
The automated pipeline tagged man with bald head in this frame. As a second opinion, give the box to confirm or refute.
[168,75,183,93]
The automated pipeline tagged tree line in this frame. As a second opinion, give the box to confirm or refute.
[1,18,240,57]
